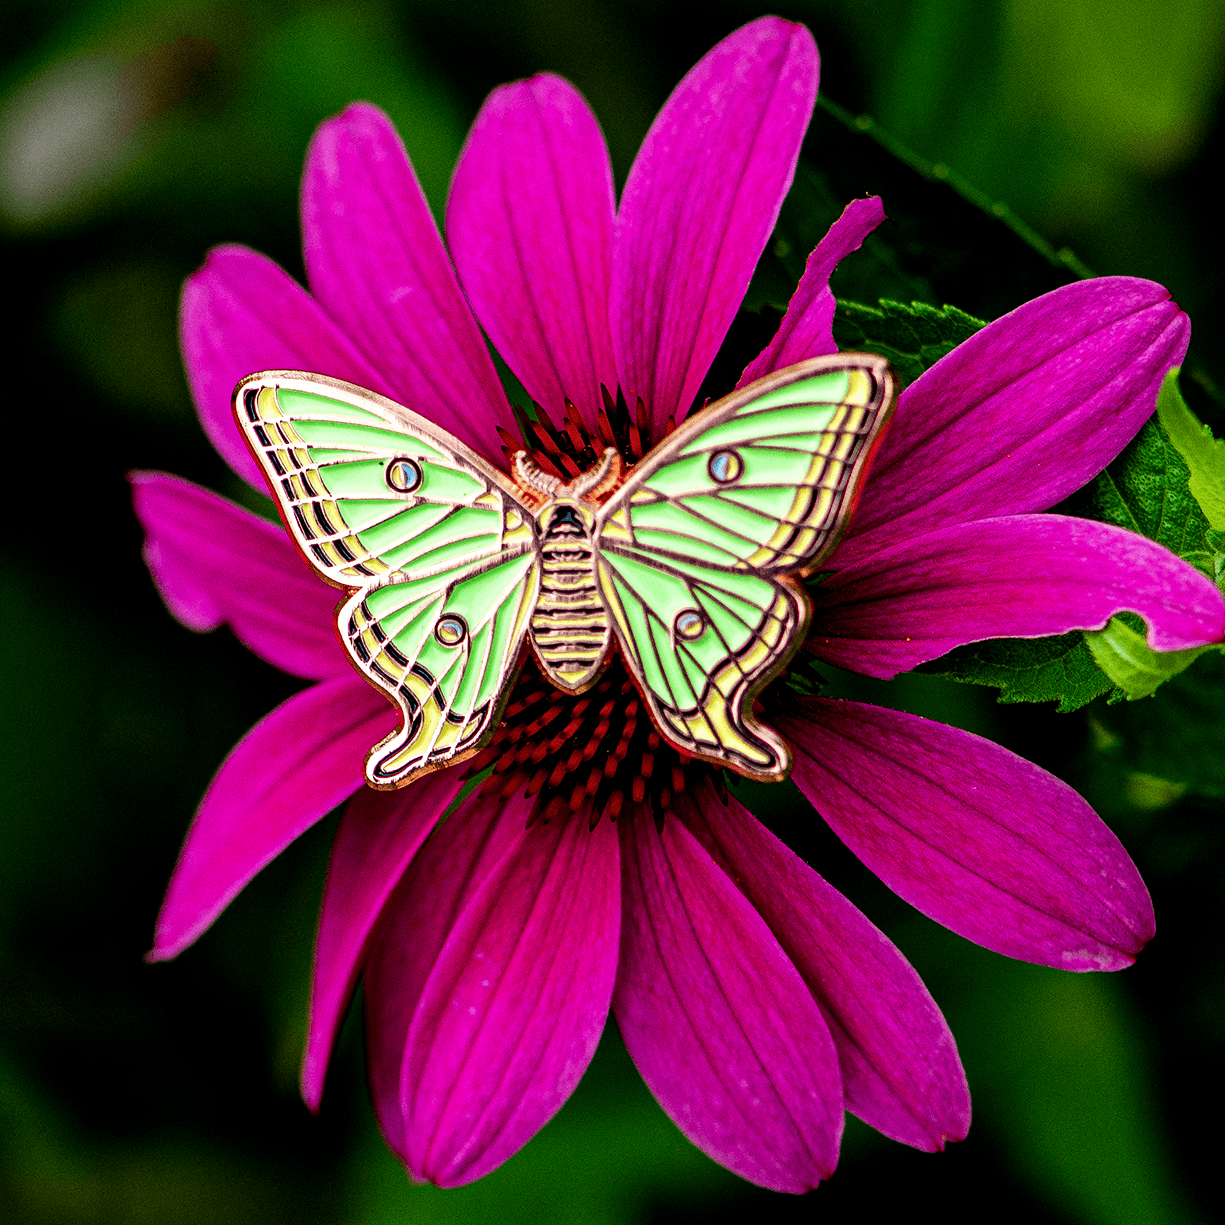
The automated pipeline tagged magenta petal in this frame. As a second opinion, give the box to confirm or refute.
[739,196,885,387]
[809,513,1225,677]
[447,76,617,430]
[364,794,619,1184]
[149,676,394,961]
[402,810,620,1186]
[365,790,523,1161]
[613,809,842,1193]
[302,104,515,462]
[681,784,969,1151]
[180,245,390,489]
[301,770,468,1111]
[612,17,818,433]
[781,700,1156,970]
[836,277,1190,563]
[129,471,347,680]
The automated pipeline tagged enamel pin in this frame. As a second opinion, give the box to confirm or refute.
[233,354,895,788]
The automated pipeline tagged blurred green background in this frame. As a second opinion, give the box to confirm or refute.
[2,1,1223,1222]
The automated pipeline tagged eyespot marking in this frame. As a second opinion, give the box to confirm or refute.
[386,457,423,493]
[434,614,468,647]
[675,609,706,641]
[708,449,743,484]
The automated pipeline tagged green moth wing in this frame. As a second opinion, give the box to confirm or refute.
[234,371,541,788]
[594,354,894,780]
[340,551,540,785]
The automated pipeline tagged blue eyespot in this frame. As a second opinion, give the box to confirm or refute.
[386,457,423,493]
[674,609,706,641]
[708,449,743,484]
[435,615,467,647]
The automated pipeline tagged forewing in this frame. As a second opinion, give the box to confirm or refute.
[599,354,893,576]
[235,371,535,586]
[234,372,541,787]
[594,355,893,779]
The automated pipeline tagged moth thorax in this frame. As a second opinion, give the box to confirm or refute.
[530,500,610,692]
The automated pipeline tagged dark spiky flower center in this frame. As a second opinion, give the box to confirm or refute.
[466,657,725,828]
[495,385,667,483]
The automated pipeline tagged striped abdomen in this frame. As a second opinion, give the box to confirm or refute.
[530,503,609,691]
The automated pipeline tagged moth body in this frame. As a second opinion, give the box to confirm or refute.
[529,499,610,691]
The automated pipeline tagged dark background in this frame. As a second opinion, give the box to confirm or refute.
[1,2,1222,1222]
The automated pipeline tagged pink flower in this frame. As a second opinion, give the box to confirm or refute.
[131,18,1222,1194]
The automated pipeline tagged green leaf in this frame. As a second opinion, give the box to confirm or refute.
[1082,615,1209,701]
[1061,415,1213,565]
[831,298,985,385]
[916,632,1112,713]
[1154,366,1225,530]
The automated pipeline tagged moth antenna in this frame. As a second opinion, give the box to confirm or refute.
[572,447,621,500]
[514,450,563,495]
